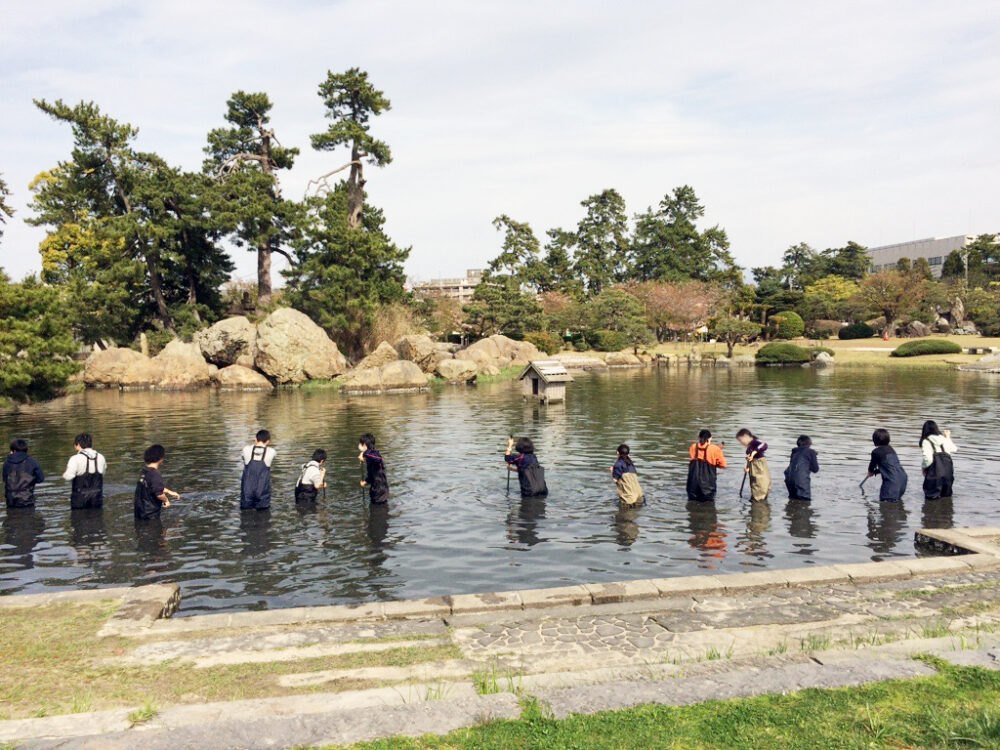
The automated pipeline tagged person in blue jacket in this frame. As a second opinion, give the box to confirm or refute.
[784,435,819,500]
[4,439,45,508]
[867,428,908,502]
[505,436,548,497]
[358,434,389,504]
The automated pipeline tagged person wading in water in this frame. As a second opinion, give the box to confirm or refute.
[358,434,389,504]
[241,430,276,511]
[610,444,643,505]
[687,430,726,502]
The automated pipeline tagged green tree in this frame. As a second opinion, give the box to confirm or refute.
[631,185,740,285]
[941,250,965,280]
[822,241,869,280]
[462,275,544,340]
[857,270,925,333]
[573,189,630,295]
[529,228,579,295]
[710,316,762,357]
[31,99,176,330]
[912,256,933,281]
[309,68,391,230]
[584,287,651,347]
[204,91,298,305]
[781,242,820,289]
[752,266,803,323]
[895,257,912,273]
[488,215,540,279]
[0,271,80,402]
[966,286,1000,335]
[799,275,860,322]
[284,183,408,357]
[0,171,13,237]
[964,234,997,288]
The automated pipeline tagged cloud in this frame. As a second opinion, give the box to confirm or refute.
[1,0,998,283]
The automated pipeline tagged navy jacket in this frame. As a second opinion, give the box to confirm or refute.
[3,452,45,507]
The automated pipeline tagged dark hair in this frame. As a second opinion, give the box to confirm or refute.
[796,435,812,448]
[617,443,634,466]
[735,428,755,440]
[10,439,28,453]
[920,420,941,446]
[311,449,327,463]
[256,429,270,443]
[144,444,166,464]
[698,429,712,442]
[74,433,93,449]
[515,437,535,454]
[359,433,376,449]
[872,428,891,447]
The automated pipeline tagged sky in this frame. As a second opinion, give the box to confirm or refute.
[1,1,998,285]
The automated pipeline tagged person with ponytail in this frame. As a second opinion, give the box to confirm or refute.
[920,420,957,500]
[610,444,644,505]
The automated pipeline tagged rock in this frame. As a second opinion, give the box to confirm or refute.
[605,351,642,367]
[950,296,966,326]
[149,339,214,390]
[339,367,383,392]
[195,316,257,368]
[813,351,835,368]
[935,317,952,333]
[481,365,502,376]
[435,342,460,354]
[552,352,608,370]
[436,358,479,383]
[393,334,439,372]
[379,360,428,390]
[255,308,348,384]
[714,355,731,365]
[120,357,160,388]
[356,341,399,371]
[732,354,757,366]
[212,365,273,390]
[905,320,932,338]
[461,337,502,368]
[83,347,148,387]
[959,352,1000,372]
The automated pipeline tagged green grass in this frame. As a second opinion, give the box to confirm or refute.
[296,378,343,392]
[127,700,157,726]
[473,365,523,385]
[321,662,1000,749]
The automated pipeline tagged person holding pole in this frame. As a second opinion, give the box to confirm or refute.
[358,434,389,504]
[736,428,771,501]
[294,449,327,504]
[505,436,548,497]
[867,428,908,502]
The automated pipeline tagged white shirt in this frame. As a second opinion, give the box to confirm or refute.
[62,448,107,480]
[921,434,957,468]
[241,444,276,468]
[298,461,325,487]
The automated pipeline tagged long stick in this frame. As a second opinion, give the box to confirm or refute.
[360,460,366,503]
[506,434,513,495]
[859,475,869,491]
[739,471,747,498]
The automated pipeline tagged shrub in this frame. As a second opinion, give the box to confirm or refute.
[890,339,963,357]
[756,342,813,364]
[767,311,805,340]
[805,320,843,340]
[572,339,589,352]
[838,321,876,340]
[523,330,562,355]
[588,329,627,352]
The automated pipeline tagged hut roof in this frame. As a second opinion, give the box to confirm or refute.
[518,359,574,384]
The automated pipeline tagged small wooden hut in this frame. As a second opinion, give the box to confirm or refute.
[518,360,573,403]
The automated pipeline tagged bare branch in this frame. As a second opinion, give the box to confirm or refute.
[303,160,363,198]
[214,152,280,191]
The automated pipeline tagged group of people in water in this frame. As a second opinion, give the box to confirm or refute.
[3,421,957,520]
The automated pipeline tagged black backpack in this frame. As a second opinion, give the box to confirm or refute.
[520,463,548,497]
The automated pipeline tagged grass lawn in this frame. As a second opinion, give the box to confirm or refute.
[328,660,1000,750]
[0,601,460,719]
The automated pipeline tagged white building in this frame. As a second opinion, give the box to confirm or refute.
[866,235,973,278]
[412,269,485,303]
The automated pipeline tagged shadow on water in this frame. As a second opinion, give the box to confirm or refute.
[1,367,996,613]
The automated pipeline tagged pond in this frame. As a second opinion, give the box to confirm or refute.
[1,367,997,615]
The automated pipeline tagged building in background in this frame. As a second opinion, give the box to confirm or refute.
[412,269,485,302]
[866,235,973,278]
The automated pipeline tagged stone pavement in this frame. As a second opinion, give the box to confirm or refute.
[4,527,1000,749]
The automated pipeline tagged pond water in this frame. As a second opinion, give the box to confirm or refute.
[1,368,998,615]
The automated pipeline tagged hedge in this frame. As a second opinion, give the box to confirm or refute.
[756,342,813,364]
[838,322,876,340]
[768,311,805,340]
[589,329,627,352]
[890,339,963,357]
[523,330,562,355]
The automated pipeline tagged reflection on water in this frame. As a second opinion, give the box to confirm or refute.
[1,367,998,614]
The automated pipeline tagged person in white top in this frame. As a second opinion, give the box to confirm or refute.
[63,433,107,509]
[919,420,957,500]
[241,429,276,510]
[295,449,327,503]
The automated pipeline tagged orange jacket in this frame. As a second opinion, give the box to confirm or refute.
[689,441,726,467]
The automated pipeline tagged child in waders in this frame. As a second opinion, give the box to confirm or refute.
[3,439,45,508]
[919,420,957,500]
[134,444,180,520]
[62,433,106,509]
[358,434,389,504]
[610,444,643,505]
[867,428,908,502]
[241,429,276,511]
[505,436,548,497]
[783,435,819,501]
[736,428,771,501]
[295,449,327,504]
[687,429,726,502]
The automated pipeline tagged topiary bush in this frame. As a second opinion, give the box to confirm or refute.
[523,330,562,355]
[838,321,875,340]
[767,311,805,340]
[756,342,813,364]
[890,339,963,357]
[588,329,627,352]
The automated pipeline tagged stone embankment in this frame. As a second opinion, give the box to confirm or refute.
[3,526,999,749]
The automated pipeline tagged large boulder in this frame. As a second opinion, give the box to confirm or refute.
[552,352,608,370]
[147,339,214,390]
[356,341,399,371]
[949,296,966,327]
[341,359,429,393]
[195,316,257,368]
[393,334,439,372]
[212,364,273,390]
[813,351,835,368]
[959,352,1000,372]
[605,351,642,367]
[906,320,932,338]
[255,308,348,384]
[460,337,504,369]
[436,358,479,383]
[339,367,383,392]
[83,347,148,387]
